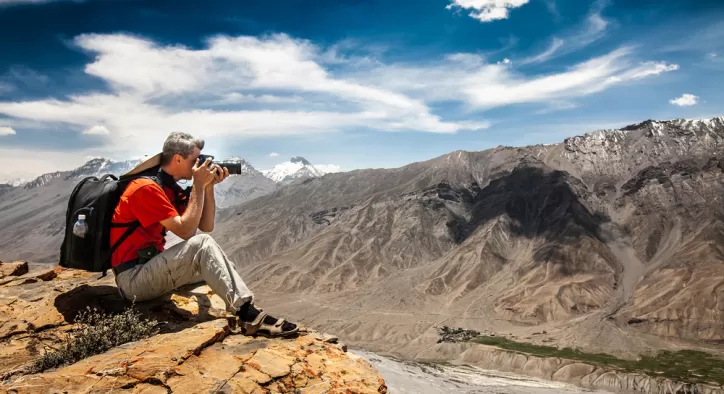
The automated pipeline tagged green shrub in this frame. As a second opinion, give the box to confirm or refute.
[28,306,158,374]
[473,335,724,386]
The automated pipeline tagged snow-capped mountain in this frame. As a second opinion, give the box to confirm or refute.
[20,158,141,190]
[66,158,141,180]
[262,156,326,183]
[211,156,278,208]
[23,172,63,190]
[0,178,28,187]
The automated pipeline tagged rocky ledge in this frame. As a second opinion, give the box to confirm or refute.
[0,261,388,393]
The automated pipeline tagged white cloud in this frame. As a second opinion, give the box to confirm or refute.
[0,82,13,94]
[360,47,677,110]
[0,33,678,161]
[708,52,717,58]
[543,0,559,19]
[0,126,16,136]
[6,67,48,87]
[269,152,279,157]
[661,21,724,54]
[446,0,530,22]
[0,33,486,157]
[520,38,564,65]
[497,58,512,65]
[0,147,91,181]
[519,3,609,65]
[314,164,342,174]
[220,93,303,104]
[83,124,111,135]
[669,94,699,107]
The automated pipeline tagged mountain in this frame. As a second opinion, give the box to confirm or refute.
[262,156,325,183]
[65,157,140,180]
[0,116,722,363]
[0,178,27,187]
[206,116,724,360]
[211,156,278,208]
[0,178,28,197]
[0,184,12,198]
[17,158,141,191]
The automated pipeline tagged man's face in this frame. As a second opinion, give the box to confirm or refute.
[176,146,201,180]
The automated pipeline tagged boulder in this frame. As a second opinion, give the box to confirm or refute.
[0,261,28,278]
[0,266,387,393]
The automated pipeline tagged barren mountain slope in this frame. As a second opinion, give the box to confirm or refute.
[212,117,724,357]
[0,117,722,360]
[0,172,74,264]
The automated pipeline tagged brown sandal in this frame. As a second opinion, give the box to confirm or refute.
[240,311,299,338]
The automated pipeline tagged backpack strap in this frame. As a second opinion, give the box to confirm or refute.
[109,221,141,253]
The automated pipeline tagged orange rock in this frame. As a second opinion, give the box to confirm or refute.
[0,268,387,394]
[0,261,28,278]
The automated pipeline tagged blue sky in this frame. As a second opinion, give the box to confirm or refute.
[0,0,722,180]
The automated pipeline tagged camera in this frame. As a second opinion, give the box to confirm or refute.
[197,154,242,175]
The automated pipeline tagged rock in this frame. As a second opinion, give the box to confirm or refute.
[0,267,59,286]
[0,267,388,393]
[4,320,388,393]
[0,320,30,340]
[246,347,296,378]
[0,262,28,278]
[321,333,339,344]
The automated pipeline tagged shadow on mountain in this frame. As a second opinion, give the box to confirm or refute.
[442,165,612,263]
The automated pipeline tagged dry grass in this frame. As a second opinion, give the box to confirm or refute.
[28,306,157,374]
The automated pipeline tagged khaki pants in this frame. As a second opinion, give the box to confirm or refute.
[114,234,254,313]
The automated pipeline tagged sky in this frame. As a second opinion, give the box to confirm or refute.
[0,0,723,181]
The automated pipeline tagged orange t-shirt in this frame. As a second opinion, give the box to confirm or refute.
[109,178,187,268]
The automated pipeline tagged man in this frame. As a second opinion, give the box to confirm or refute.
[109,132,297,338]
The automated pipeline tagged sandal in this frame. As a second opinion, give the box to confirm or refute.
[240,311,299,338]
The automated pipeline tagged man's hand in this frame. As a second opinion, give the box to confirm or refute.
[210,165,229,187]
[192,157,216,189]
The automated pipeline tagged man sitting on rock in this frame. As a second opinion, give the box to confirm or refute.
[109,131,298,338]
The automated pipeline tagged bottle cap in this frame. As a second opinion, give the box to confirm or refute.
[78,214,86,220]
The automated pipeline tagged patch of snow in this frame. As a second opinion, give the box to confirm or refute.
[263,156,325,183]
[0,178,28,187]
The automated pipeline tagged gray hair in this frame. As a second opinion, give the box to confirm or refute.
[161,132,205,165]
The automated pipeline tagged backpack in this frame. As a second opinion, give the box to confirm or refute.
[59,166,164,273]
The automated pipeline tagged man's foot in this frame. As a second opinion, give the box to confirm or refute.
[237,302,298,338]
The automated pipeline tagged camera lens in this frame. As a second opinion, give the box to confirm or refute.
[216,161,242,175]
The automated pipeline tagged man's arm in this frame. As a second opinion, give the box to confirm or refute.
[160,157,216,240]
[198,165,229,233]
[198,185,216,232]
[160,186,205,240]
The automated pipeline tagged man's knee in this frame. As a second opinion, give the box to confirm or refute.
[187,233,217,249]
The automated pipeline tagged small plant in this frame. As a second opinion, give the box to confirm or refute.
[472,335,724,386]
[28,306,158,374]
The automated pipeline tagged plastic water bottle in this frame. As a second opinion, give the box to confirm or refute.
[73,214,88,238]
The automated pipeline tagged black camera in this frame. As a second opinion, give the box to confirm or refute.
[197,154,242,175]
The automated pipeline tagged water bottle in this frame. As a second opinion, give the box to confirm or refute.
[73,214,88,238]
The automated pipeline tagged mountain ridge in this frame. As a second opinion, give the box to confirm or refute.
[0,115,722,364]
[205,114,723,361]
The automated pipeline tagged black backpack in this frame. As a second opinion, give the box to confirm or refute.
[59,166,164,273]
